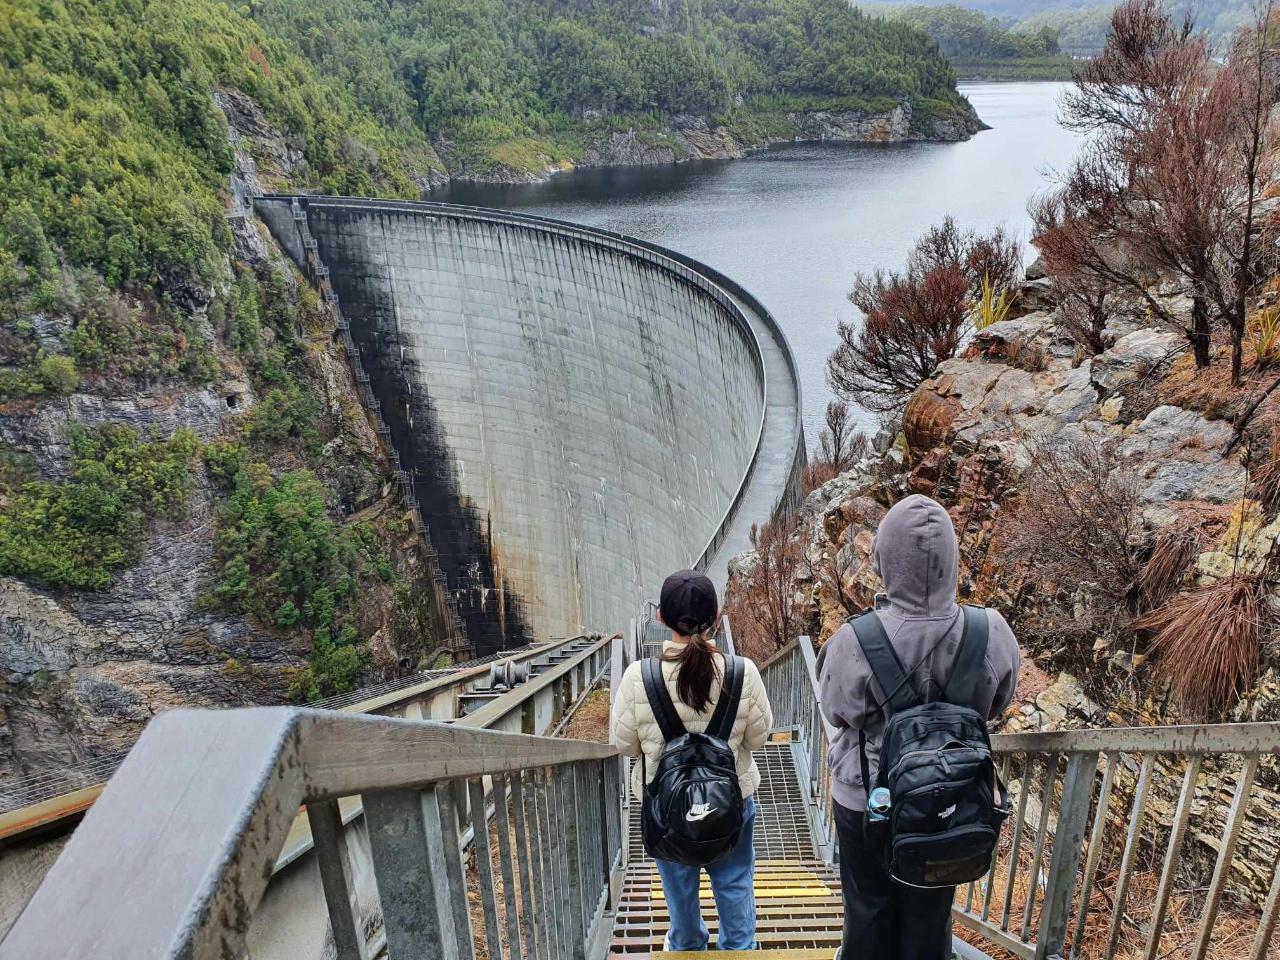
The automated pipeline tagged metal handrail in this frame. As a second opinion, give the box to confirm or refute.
[0,635,600,841]
[763,635,1280,960]
[760,637,839,862]
[2,708,622,960]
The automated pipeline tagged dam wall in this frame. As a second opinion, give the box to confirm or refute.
[257,197,804,653]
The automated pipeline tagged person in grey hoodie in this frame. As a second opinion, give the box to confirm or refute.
[817,494,1021,960]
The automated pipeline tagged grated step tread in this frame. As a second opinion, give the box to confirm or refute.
[649,951,839,959]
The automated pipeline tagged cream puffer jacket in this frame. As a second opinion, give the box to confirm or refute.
[612,638,773,802]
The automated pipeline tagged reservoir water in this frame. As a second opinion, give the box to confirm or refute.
[436,82,1085,439]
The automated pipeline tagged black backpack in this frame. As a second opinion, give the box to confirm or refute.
[640,654,746,866]
[852,605,1008,888]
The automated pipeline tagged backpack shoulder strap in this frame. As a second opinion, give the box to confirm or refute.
[642,658,685,743]
[944,605,990,707]
[707,654,745,741]
[850,611,918,714]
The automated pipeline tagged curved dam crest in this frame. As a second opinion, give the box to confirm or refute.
[257,197,804,653]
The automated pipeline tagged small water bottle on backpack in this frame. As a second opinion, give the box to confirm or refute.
[867,787,892,823]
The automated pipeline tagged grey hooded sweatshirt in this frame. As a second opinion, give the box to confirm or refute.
[817,494,1021,811]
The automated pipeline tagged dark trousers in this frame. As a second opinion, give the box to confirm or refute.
[834,799,955,960]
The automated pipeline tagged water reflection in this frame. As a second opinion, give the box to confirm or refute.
[433,83,1084,438]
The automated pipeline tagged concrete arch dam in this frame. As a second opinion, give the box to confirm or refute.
[257,197,805,654]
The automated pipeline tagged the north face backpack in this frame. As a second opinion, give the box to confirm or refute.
[640,654,746,866]
[852,605,1008,888]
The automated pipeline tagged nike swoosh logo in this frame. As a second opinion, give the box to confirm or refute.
[686,805,715,822]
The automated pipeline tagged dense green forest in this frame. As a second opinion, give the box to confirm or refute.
[244,0,969,172]
[1011,7,1115,56]
[866,4,1076,77]
[0,0,969,296]
[0,0,975,696]
[0,0,438,295]
[865,1,1256,52]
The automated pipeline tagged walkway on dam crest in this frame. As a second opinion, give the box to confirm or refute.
[703,284,802,591]
[266,196,807,597]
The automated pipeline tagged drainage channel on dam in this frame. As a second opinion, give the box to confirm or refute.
[257,196,806,653]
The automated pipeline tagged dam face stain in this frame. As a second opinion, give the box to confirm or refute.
[310,209,531,658]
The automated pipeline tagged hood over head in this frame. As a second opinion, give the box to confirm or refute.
[872,494,959,617]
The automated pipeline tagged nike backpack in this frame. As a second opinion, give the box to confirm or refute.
[852,605,1008,888]
[640,654,746,866]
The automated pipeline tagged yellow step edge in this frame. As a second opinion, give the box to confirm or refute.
[653,951,837,960]
[650,885,839,901]
[653,888,837,904]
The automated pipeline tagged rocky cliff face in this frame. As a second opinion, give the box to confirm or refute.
[726,280,1280,902]
[738,298,1255,677]
[0,94,441,788]
[500,99,986,181]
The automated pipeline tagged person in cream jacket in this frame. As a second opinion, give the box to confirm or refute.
[612,570,774,952]
[613,638,774,803]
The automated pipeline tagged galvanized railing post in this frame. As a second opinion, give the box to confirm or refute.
[466,778,503,960]
[491,773,523,960]
[597,757,617,911]
[306,799,367,960]
[434,784,476,960]
[510,772,542,960]
[1035,751,1099,960]
[364,787,458,960]
[1022,752,1061,941]
[563,764,586,960]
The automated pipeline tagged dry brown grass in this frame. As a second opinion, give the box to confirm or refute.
[1157,342,1267,422]
[1251,426,1280,512]
[1137,576,1271,717]
[1140,528,1205,605]
[561,689,610,743]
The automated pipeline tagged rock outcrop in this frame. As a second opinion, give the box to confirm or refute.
[726,282,1280,903]
[0,93,438,788]
[532,99,985,179]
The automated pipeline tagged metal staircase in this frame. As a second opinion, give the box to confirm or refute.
[610,743,844,960]
[5,615,1280,960]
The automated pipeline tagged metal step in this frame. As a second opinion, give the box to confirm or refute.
[610,741,842,957]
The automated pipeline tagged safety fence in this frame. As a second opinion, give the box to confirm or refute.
[1,709,624,960]
[759,636,1280,960]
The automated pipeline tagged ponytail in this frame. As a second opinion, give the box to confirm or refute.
[662,626,721,713]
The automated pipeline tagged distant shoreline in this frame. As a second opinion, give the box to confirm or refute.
[950,57,1087,84]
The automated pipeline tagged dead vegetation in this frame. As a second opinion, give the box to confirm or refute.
[1249,425,1280,512]
[725,513,807,663]
[1002,431,1144,658]
[1137,575,1272,717]
[827,219,1021,414]
[560,689,610,743]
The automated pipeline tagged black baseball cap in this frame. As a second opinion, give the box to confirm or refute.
[659,570,719,636]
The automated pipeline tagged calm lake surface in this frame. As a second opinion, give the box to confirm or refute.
[436,82,1084,438]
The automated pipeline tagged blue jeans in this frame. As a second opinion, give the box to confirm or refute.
[655,796,757,951]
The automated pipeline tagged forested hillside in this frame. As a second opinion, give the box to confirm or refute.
[245,0,975,176]
[0,0,980,779]
[865,0,1255,50]
[867,4,1076,78]
[0,0,453,779]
